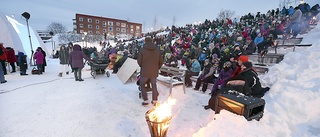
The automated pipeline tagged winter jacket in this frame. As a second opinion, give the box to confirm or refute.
[6,48,17,63]
[237,68,263,96]
[59,48,69,65]
[190,60,201,73]
[33,50,44,65]
[217,67,233,83]
[290,9,302,23]
[254,36,264,45]
[137,37,163,78]
[0,45,7,61]
[69,44,90,69]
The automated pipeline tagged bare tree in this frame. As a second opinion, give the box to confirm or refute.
[217,9,236,20]
[46,22,67,35]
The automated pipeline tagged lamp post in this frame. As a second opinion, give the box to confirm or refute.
[21,12,34,66]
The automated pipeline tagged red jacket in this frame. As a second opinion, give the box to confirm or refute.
[7,48,17,63]
[0,45,7,60]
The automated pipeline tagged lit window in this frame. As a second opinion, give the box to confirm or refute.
[136,26,140,30]
[130,25,133,28]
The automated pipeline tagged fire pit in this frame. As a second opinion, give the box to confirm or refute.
[145,99,175,137]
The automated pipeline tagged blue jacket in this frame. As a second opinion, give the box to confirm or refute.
[190,60,201,72]
[288,7,294,15]
[198,53,207,61]
[254,36,264,45]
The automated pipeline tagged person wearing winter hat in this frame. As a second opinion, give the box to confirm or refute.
[69,44,91,81]
[209,61,233,95]
[226,61,269,97]
[230,55,248,77]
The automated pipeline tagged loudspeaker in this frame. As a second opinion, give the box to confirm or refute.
[215,92,265,121]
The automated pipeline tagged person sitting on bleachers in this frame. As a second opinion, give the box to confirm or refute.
[209,61,233,95]
[164,53,178,67]
[225,62,270,97]
[193,59,217,93]
[184,58,201,87]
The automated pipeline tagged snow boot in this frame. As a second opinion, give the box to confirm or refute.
[142,100,149,105]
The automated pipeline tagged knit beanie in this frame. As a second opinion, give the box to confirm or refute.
[238,55,248,62]
[242,62,252,68]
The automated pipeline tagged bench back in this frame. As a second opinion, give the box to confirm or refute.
[159,66,185,76]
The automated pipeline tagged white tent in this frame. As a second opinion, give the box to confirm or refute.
[0,12,48,60]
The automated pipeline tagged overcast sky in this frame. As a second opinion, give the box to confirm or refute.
[1,0,318,32]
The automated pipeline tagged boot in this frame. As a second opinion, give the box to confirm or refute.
[58,73,62,77]
[66,71,69,75]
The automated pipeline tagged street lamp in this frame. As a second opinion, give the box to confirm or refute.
[21,12,34,66]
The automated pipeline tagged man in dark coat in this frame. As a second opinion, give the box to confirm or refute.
[69,44,90,81]
[137,36,163,105]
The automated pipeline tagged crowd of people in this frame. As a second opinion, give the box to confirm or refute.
[1,3,319,108]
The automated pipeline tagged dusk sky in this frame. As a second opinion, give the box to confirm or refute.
[1,0,318,32]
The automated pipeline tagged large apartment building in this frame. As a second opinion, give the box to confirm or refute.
[73,13,142,37]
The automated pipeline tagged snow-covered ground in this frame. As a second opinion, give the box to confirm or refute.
[1,25,320,137]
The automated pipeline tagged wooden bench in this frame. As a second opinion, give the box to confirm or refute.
[190,75,216,92]
[158,66,186,95]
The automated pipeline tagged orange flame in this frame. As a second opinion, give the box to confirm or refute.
[148,98,176,122]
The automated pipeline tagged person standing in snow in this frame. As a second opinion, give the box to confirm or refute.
[37,47,47,73]
[58,45,70,77]
[6,47,17,73]
[33,48,44,75]
[0,43,8,75]
[18,51,28,75]
[137,36,163,106]
[0,46,7,83]
[69,44,90,81]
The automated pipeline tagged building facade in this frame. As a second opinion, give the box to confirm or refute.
[74,13,142,37]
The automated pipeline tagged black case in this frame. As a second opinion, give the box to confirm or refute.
[215,92,265,121]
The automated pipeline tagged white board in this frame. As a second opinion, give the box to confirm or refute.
[116,58,139,84]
